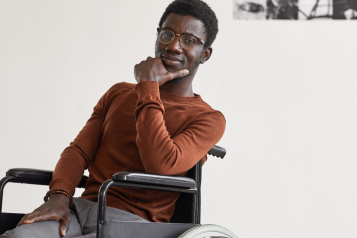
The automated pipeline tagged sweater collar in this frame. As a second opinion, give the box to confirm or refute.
[159,88,202,103]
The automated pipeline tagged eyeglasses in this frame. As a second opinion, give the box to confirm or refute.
[157,28,205,51]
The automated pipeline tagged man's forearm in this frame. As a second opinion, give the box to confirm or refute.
[134,81,225,175]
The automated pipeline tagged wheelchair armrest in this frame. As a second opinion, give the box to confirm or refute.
[208,145,226,159]
[6,168,53,180]
[112,172,196,189]
[5,168,88,188]
[98,173,198,225]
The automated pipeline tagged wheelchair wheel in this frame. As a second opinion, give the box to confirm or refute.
[177,224,238,238]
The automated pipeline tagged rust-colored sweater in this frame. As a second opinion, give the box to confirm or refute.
[50,81,225,222]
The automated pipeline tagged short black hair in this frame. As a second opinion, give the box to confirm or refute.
[159,0,218,48]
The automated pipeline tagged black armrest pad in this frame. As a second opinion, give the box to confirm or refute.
[6,168,53,180]
[6,168,88,188]
[112,172,196,189]
[208,145,226,159]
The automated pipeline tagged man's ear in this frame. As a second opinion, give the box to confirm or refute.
[200,47,213,64]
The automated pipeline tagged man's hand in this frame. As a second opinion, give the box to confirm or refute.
[134,57,189,86]
[17,194,71,237]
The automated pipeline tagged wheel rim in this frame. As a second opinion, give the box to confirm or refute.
[177,224,238,238]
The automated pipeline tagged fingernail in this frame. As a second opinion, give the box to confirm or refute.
[184,69,189,75]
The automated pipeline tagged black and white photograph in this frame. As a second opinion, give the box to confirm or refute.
[333,0,357,19]
[298,0,357,20]
[234,0,357,20]
[233,0,266,19]
[298,0,334,19]
[266,0,299,19]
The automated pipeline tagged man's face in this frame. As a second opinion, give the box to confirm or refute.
[155,13,207,82]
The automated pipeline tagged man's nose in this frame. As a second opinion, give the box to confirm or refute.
[165,35,183,54]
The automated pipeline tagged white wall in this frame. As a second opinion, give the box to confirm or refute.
[1,1,357,238]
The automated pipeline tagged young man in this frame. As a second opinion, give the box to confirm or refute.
[1,0,225,237]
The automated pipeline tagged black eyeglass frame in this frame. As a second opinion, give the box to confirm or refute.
[157,28,206,50]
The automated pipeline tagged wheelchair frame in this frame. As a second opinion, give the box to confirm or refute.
[0,145,226,238]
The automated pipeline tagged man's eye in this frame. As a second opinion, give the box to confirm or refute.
[184,37,197,45]
[163,33,173,38]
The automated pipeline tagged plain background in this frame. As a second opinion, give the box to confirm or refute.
[1,1,357,238]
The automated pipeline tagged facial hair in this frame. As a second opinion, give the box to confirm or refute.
[169,77,184,84]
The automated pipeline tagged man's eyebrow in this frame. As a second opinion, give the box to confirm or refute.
[165,27,201,38]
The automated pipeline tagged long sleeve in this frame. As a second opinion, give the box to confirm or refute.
[49,90,107,195]
[135,81,226,175]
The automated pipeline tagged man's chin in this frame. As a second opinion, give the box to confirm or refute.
[162,63,186,84]
[163,64,181,72]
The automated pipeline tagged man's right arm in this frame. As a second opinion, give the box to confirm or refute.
[49,96,106,196]
[17,84,115,237]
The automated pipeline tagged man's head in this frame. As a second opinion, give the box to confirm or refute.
[159,0,219,49]
[155,0,218,84]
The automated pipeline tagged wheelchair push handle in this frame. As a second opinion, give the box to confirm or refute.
[207,145,226,159]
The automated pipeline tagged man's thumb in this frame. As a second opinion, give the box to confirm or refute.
[60,215,71,237]
[172,69,189,79]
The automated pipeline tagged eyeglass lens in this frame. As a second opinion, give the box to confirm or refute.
[158,29,198,50]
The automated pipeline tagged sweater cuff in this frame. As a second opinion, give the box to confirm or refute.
[135,81,164,120]
[135,81,161,101]
[49,178,76,196]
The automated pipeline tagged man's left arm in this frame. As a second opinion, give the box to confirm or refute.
[135,81,225,175]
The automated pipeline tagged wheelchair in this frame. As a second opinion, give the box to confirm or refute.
[0,145,238,238]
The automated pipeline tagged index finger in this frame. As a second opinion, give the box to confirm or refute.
[23,212,57,224]
[17,214,31,227]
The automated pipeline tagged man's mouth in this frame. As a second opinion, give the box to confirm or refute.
[161,54,182,66]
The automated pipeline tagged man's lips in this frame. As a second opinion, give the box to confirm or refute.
[161,55,182,66]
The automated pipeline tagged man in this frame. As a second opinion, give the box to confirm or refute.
[1,0,225,237]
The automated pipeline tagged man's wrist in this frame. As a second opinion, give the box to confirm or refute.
[44,188,73,205]
[48,193,70,205]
